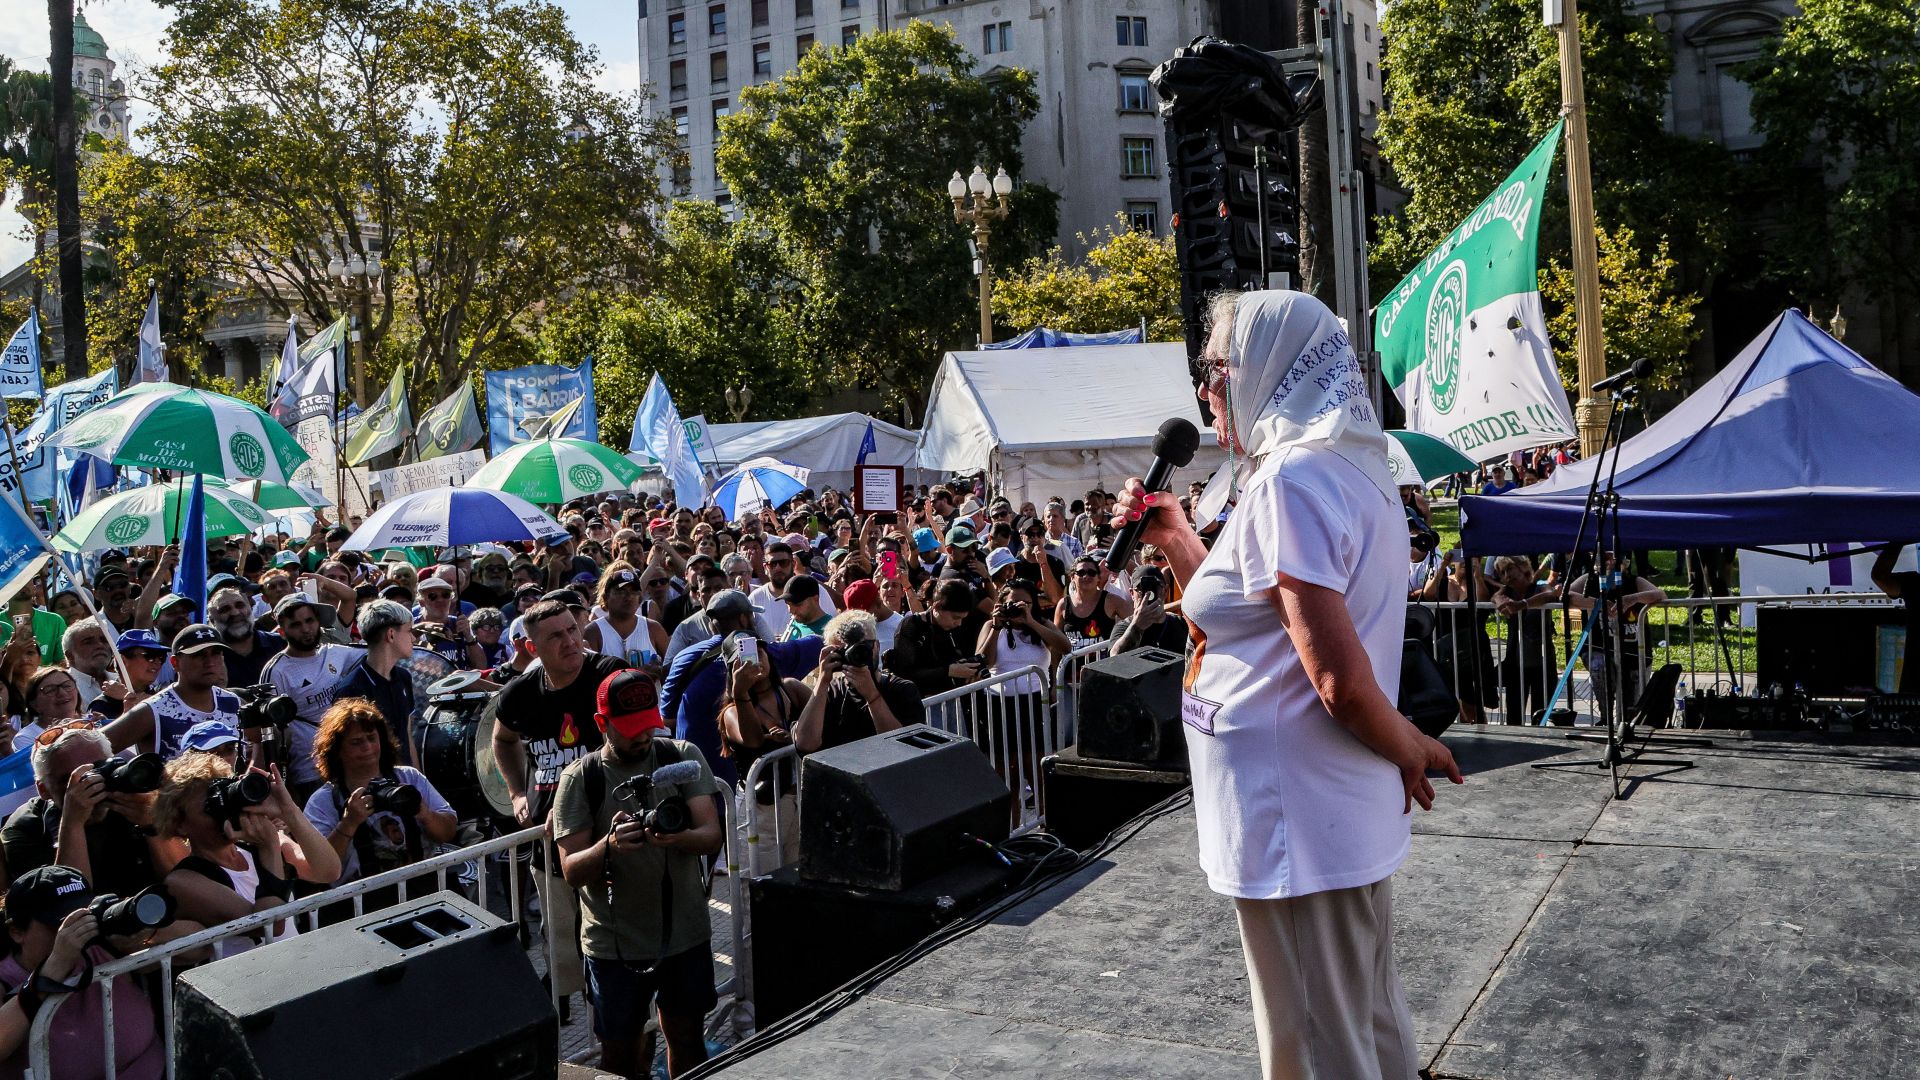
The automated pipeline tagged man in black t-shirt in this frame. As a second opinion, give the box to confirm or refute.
[794,611,925,753]
[487,598,628,1002]
[1870,543,1920,694]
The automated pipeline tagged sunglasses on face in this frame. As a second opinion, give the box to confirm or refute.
[1194,354,1230,396]
[1072,568,1099,578]
[769,557,793,567]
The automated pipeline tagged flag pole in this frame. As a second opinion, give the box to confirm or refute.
[1556,0,1609,458]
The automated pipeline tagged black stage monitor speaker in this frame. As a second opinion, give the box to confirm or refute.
[174,892,556,1080]
[799,724,1012,891]
[1076,647,1187,766]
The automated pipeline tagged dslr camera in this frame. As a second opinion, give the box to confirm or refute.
[203,772,273,825]
[364,777,422,817]
[612,773,691,836]
[833,624,877,670]
[92,753,164,795]
[89,886,175,943]
[233,683,297,731]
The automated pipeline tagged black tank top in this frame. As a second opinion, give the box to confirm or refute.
[1059,595,1112,640]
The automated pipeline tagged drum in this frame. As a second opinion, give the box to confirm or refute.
[415,671,505,824]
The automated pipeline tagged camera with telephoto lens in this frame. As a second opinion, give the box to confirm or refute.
[203,772,273,825]
[92,753,164,795]
[612,776,691,836]
[233,683,297,731]
[88,886,175,942]
[836,624,876,669]
[364,777,422,817]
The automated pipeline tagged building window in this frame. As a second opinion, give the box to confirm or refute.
[712,98,731,136]
[711,50,729,84]
[841,0,858,9]
[1116,16,1147,47]
[672,106,690,141]
[717,192,736,221]
[1364,23,1371,41]
[796,0,812,17]
[87,70,105,99]
[639,0,649,16]
[672,161,692,194]
[1365,61,1373,81]
[669,12,687,45]
[669,59,688,100]
[797,32,814,51]
[841,24,858,46]
[1126,202,1159,234]
[751,0,768,26]
[753,42,772,76]
[1122,137,1155,177]
[1118,72,1151,112]
[709,4,727,36]
[982,22,1011,55]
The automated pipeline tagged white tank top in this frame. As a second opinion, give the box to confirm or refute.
[591,618,661,668]
[987,630,1052,697]
[212,847,300,958]
[151,686,243,759]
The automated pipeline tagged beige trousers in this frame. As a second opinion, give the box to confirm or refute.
[536,861,585,998]
[1232,877,1418,1080]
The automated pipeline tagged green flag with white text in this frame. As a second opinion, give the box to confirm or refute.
[1376,123,1575,463]
[343,363,410,466]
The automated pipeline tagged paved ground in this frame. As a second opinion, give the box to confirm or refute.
[711,727,1920,1079]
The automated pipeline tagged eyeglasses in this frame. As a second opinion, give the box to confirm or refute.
[1194,354,1230,395]
[33,679,76,698]
[768,557,793,567]
[35,719,97,747]
[1146,554,1168,564]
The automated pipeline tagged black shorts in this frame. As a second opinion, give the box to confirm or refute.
[584,945,718,1039]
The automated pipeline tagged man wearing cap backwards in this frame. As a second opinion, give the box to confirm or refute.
[489,599,630,1003]
[104,624,245,760]
[260,595,364,803]
[555,669,723,1079]
[0,865,167,1078]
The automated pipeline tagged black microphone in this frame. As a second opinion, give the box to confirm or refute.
[1589,357,1652,392]
[1107,417,1202,572]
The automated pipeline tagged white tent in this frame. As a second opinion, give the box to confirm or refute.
[703,412,917,494]
[916,342,1227,505]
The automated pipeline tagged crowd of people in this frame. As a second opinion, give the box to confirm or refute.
[0,471,1199,1078]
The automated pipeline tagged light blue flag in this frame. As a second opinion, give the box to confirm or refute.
[631,373,705,508]
[136,287,167,384]
[0,309,43,401]
[0,746,35,819]
[14,368,122,505]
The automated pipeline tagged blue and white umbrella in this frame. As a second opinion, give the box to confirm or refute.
[709,457,811,521]
[341,487,568,551]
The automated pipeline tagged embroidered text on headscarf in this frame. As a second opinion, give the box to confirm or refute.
[1269,328,1371,425]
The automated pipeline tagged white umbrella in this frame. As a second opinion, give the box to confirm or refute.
[342,487,568,550]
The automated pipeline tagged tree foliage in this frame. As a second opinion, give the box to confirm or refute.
[1373,0,1730,382]
[1540,225,1699,389]
[715,23,1058,410]
[992,218,1181,342]
[1739,0,1920,309]
[104,0,673,397]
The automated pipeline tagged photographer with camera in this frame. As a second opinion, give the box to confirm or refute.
[2,725,176,898]
[155,757,340,959]
[1111,567,1190,655]
[302,700,456,896]
[793,611,924,755]
[104,625,245,760]
[555,670,723,1079]
[0,865,167,1079]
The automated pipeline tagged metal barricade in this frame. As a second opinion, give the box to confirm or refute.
[922,664,1056,835]
[1051,638,1115,746]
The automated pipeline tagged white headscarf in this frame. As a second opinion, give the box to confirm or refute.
[1196,291,1396,521]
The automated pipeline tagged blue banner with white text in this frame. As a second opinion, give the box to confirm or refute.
[484,358,598,455]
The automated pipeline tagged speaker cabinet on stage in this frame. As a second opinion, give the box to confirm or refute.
[750,858,1015,1026]
[1043,747,1191,851]
[1076,647,1187,766]
[800,724,1012,891]
[173,892,556,1080]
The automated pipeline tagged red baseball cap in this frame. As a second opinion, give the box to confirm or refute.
[843,580,880,611]
[596,670,667,734]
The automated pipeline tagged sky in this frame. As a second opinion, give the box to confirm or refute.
[0,0,642,270]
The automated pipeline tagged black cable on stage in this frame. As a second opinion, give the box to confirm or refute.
[682,787,1195,1078]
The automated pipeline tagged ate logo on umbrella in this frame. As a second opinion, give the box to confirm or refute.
[567,464,603,491]
[63,414,118,450]
[229,432,267,478]
[104,514,149,546]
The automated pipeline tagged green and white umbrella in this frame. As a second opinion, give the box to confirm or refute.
[210,477,331,512]
[52,479,276,553]
[467,437,646,504]
[1386,430,1480,486]
[44,382,310,483]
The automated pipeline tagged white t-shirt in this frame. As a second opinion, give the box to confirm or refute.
[1180,445,1408,900]
[263,644,363,784]
[1407,550,1442,595]
[302,766,455,883]
[749,580,837,638]
[872,611,904,658]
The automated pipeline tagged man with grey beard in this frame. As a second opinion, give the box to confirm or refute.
[210,585,284,687]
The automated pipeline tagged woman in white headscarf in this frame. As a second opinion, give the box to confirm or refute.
[1114,291,1462,1080]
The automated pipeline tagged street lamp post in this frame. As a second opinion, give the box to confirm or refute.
[946,165,1013,346]
[325,249,383,407]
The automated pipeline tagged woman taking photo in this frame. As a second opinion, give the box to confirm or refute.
[153,758,340,957]
[1112,290,1461,1080]
[302,699,457,895]
[976,577,1070,816]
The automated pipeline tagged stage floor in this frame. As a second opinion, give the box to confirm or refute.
[716,727,1920,1079]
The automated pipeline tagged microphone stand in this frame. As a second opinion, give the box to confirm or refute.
[1534,382,1708,797]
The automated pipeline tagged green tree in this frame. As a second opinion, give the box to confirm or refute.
[1739,0,1919,349]
[537,201,817,447]
[1373,0,1730,380]
[1540,225,1699,389]
[992,218,1182,341]
[716,23,1058,412]
[110,0,673,396]
[0,58,54,213]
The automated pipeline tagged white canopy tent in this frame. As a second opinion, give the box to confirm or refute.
[702,412,917,494]
[916,342,1227,505]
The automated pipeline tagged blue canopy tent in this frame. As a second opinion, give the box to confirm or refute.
[980,326,1143,350]
[1461,309,1920,555]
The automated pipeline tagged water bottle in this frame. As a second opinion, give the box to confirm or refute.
[1674,680,1688,728]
